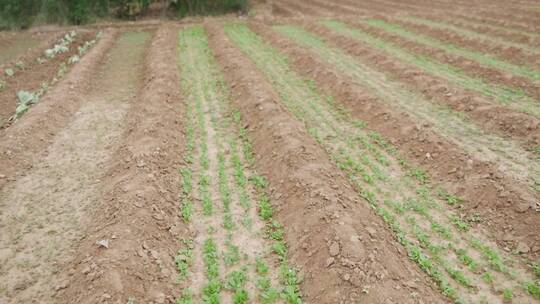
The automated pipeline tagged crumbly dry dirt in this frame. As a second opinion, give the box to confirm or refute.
[0,31,52,64]
[0,30,96,127]
[0,1,539,303]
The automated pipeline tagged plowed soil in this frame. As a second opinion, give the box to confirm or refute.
[0,1,539,304]
[0,31,52,64]
[0,30,96,127]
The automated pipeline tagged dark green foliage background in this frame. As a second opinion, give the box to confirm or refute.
[170,0,248,17]
[0,0,248,29]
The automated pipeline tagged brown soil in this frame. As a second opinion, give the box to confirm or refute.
[0,31,61,66]
[0,2,539,303]
[359,16,540,104]
[0,32,48,64]
[249,22,540,262]
[392,18,540,71]
[57,25,186,304]
[301,0,364,17]
[448,13,540,36]
[0,28,150,303]
[369,0,540,28]
[459,11,540,30]
[0,30,96,128]
[332,0,540,34]
[322,20,540,148]
[0,30,117,191]
[430,15,540,48]
[270,1,297,19]
[273,0,328,18]
[335,0,401,14]
[207,21,449,304]
[305,21,540,150]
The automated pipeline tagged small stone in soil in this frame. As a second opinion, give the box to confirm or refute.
[97,239,109,249]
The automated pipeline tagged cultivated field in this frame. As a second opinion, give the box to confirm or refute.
[0,0,539,303]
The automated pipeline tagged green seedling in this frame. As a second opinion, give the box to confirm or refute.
[437,189,464,206]
[482,272,494,284]
[525,281,540,299]
[259,195,274,221]
[202,279,221,304]
[408,168,429,184]
[223,243,240,266]
[503,288,513,301]
[256,278,280,303]
[250,175,268,189]
[256,258,269,275]
[471,239,506,273]
[14,90,39,118]
[180,200,193,223]
[225,269,248,290]
[533,147,540,159]
[233,289,249,304]
[279,265,302,304]
[203,238,219,277]
[450,215,469,231]
[175,240,194,280]
[176,289,194,304]
[446,266,472,288]
[180,167,193,195]
[179,25,304,303]
[455,249,479,273]
[272,241,288,260]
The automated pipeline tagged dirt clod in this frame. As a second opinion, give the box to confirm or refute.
[97,239,110,249]
[517,242,530,253]
[329,241,341,256]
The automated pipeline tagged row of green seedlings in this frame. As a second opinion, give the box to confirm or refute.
[176,237,223,304]
[328,76,540,302]
[193,37,229,303]
[326,92,538,302]
[203,37,300,298]
[304,83,473,302]
[232,26,473,295]
[177,25,301,303]
[396,16,540,57]
[222,26,462,299]
[370,132,540,300]
[176,27,214,302]
[231,109,303,304]
[223,24,538,303]
[443,17,540,46]
[1,31,77,85]
[9,32,103,122]
[331,96,506,301]
[320,20,538,117]
[175,70,198,298]
[174,55,198,303]
[274,24,539,197]
[207,64,247,303]
[362,19,540,95]
[207,89,257,304]
[178,24,250,303]
[394,19,540,80]
[203,76,301,303]
[214,57,302,303]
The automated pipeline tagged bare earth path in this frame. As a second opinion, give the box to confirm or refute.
[0,30,150,303]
